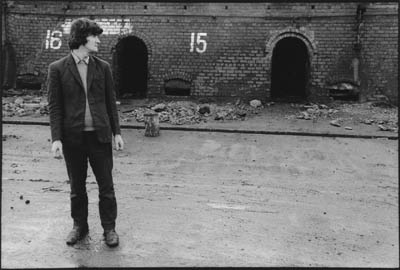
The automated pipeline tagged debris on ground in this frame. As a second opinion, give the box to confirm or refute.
[2,134,21,141]
[294,103,338,120]
[378,124,396,132]
[288,101,398,132]
[337,102,398,132]
[121,100,263,125]
[2,91,49,117]
[151,103,167,112]
[362,119,374,125]
[371,101,394,108]
[2,90,397,132]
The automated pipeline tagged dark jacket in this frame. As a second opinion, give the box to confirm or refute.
[47,53,121,145]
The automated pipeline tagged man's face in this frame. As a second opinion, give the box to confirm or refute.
[84,35,100,53]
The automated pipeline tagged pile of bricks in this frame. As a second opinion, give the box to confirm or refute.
[295,103,338,120]
[121,100,264,125]
[2,96,48,117]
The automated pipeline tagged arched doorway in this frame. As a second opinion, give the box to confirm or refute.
[114,36,148,98]
[271,37,309,101]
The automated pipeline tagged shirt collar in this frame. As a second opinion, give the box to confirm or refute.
[71,51,89,65]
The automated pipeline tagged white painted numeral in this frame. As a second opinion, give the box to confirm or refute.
[190,32,195,52]
[190,32,207,53]
[45,30,63,50]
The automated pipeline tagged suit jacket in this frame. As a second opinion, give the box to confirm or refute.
[47,53,121,145]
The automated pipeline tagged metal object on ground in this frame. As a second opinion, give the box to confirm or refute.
[144,112,160,137]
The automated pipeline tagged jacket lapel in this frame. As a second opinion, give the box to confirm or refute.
[87,56,95,92]
[66,54,85,91]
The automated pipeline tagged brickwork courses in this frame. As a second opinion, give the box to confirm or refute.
[2,1,398,103]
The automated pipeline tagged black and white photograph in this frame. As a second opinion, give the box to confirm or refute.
[1,0,398,267]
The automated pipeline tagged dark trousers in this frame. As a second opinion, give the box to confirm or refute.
[63,131,117,231]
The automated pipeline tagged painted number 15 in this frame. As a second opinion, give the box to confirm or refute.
[190,33,207,53]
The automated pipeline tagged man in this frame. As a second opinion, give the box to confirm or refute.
[47,18,124,247]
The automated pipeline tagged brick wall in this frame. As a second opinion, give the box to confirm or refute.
[3,1,398,102]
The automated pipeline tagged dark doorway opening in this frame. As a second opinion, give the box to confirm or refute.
[114,36,148,98]
[271,37,309,101]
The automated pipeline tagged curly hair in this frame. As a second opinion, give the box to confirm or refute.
[68,18,103,50]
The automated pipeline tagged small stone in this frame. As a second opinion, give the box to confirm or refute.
[249,99,262,108]
[378,124,390,131]
[330,120,341,127]
[363,119,374,125]
[19,195,23,200]
[25,200,30,204]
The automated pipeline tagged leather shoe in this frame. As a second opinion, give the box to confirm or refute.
[66,225,89,245]
[104,229,119,247]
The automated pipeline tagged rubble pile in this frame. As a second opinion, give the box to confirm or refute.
[3,92,397,133]
[123,103,205,125]
[214,102,262,121]
[3,96,48,117]
[338,102,398,132]
[287,101,398,132]
[294,103,338,120]
[164,101,205,125]
[121,99,264,125]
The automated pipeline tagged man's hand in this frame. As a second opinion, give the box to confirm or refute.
[51,140,63,159]
[114,134,124,151]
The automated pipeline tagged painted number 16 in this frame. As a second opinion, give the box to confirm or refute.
[190,33,207,53]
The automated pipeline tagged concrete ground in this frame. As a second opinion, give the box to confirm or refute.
[1,120,398,267]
